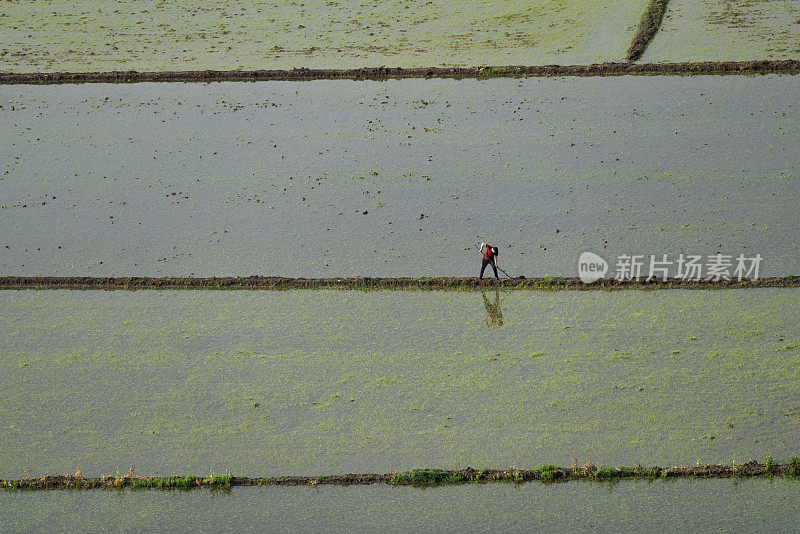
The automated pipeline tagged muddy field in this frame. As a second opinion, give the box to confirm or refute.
[3,0,798,74]
[0,0,646,73]
[643,0,800,62]
[2,478,799,532]
[2,288,798,478]
[2,76,798,278]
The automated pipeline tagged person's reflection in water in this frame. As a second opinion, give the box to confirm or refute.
[482,290,504,327]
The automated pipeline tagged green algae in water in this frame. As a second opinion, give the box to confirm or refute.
[1,288,798,478]
[0,1,648,73]
[642,0,800,62]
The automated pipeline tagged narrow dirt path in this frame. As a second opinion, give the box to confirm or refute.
[1,276,798,291]
[626,0,672,61]
[3,460,797,489]
[1,60,799,85]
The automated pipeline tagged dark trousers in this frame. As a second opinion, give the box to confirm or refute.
[480,258,499,279]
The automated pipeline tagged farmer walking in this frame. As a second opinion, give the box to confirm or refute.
[479,242,500,280]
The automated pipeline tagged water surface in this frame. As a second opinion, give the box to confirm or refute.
[0,0,645,72]
[1,478,799,533]
[2,76,798,277]
[2,288,798,477]
[643,0,800,62]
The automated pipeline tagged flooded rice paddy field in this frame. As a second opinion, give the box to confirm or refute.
[1,288,798,478]
[2,75,799,278]
[2,477,800,533]
[0,0,646,73]
[643,0,800,63]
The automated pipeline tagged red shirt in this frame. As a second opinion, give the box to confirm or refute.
[483,246,496,261]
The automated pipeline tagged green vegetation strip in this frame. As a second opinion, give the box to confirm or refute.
[4,458,799,490]
[1,276,799,291]
[1,61,800,85]
[625,0,671,62]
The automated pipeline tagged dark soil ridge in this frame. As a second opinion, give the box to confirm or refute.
[3,459,799,490]
[1,61,800,85]
[1,275,799,291]
[626,0,671,62]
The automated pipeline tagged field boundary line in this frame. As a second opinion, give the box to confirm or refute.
[1,276,799,291]
[625,0,672,62]
[2,60,800,85]
[3,459,799,490]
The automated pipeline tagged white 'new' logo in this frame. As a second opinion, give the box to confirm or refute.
[578,251,608,283]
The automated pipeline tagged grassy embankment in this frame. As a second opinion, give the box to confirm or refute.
[4,458,799,490]
[1,275,800,291]
[626,0,671,61]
